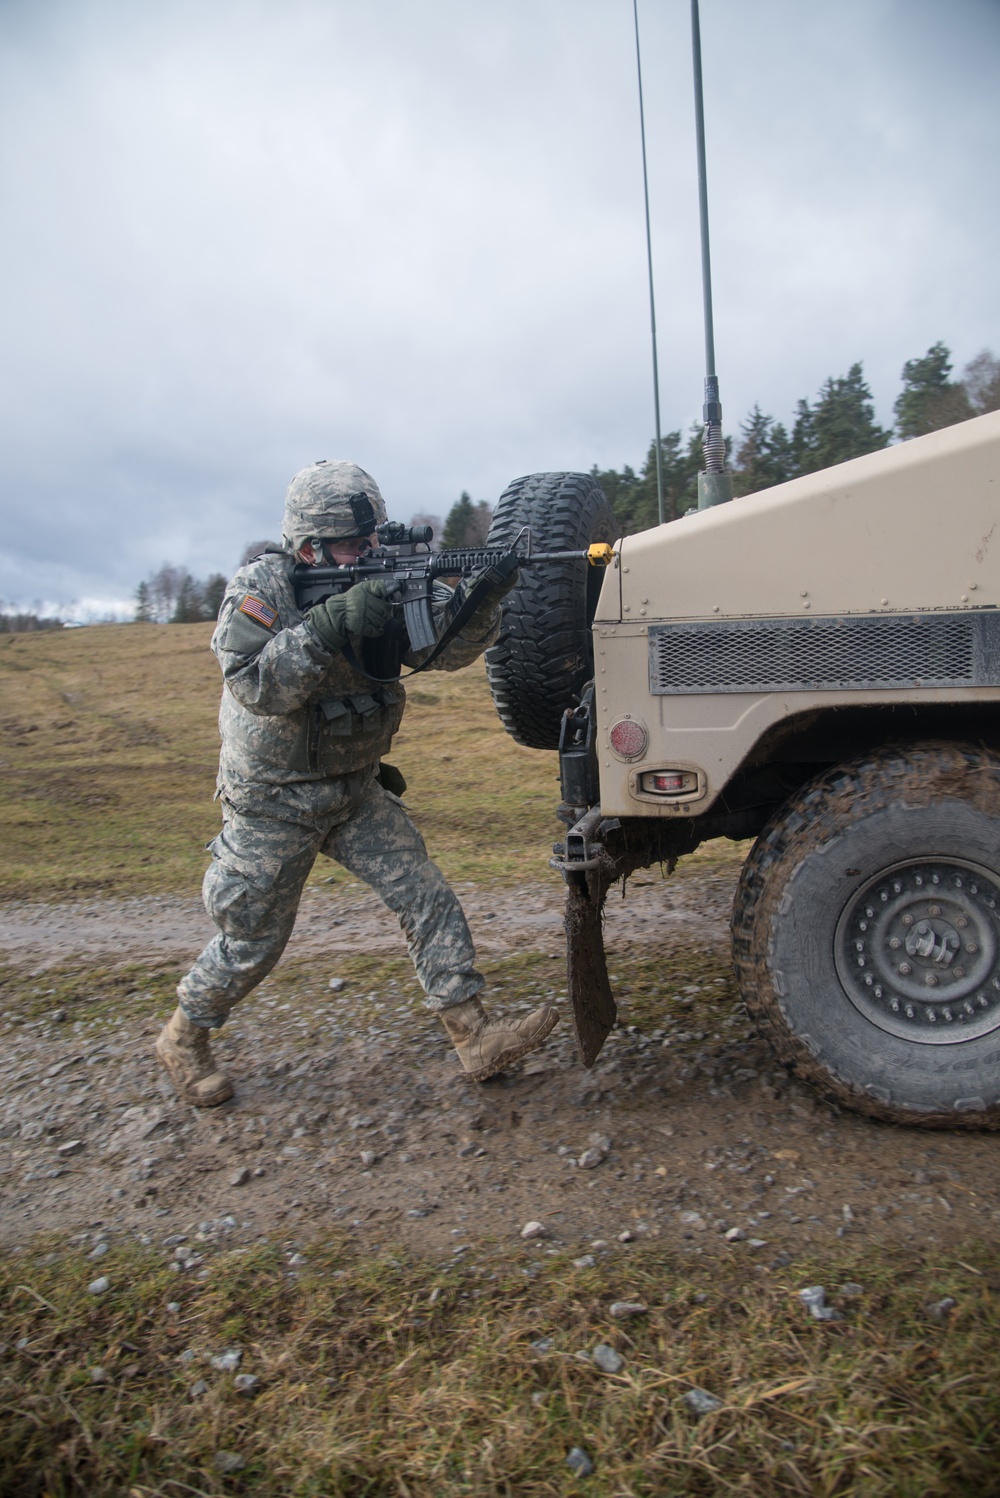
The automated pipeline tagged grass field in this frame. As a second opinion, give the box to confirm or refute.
[3,622,999,1494]
[0,622,563,901]
[3,1233,998,1496]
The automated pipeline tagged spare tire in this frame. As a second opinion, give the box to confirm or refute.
[485,472,617,750]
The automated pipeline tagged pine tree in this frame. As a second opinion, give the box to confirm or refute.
[894,342,973,439]
[794,363,890,474]
[134,579,153,622]
[732,406,795,496]
[442,492,476,548]
[171,571,206,623]
[593,429,704,534]
[202,574,227,619]
[590,462,644,533]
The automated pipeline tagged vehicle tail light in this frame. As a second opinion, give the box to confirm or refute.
[641,769,698,796]
[609,719,647,758]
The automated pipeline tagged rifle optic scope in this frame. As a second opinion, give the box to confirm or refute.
[378,522,434,546]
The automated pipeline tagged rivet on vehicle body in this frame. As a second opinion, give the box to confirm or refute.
[970,581,978,590]
[881,598,889,606]
[803,601,811,609]
[800,590,808,597]
[713,605,720,613]
[961,595,969,603]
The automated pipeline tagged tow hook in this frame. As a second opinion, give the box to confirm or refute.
[550,804,621,879]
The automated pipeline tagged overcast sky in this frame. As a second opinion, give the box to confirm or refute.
[2,0,998,615]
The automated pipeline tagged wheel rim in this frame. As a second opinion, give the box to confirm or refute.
[834,858,1000,1045]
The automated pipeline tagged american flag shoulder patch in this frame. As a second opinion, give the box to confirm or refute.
[238,594,279,630]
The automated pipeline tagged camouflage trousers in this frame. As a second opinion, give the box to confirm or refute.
[177,771,483,1029]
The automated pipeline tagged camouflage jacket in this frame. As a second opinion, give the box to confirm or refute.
[210,550,499,823]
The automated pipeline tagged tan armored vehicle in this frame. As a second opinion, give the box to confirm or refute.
[486,408,1000,1129]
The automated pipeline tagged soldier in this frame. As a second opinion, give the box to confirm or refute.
[156,460,558,1106]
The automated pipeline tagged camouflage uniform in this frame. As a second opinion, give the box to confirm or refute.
[177,542,498,1031]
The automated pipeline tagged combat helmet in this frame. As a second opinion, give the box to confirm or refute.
[281,461,387,551]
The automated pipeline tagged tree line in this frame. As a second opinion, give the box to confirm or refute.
[129,339,999,624]
[594,342,1000,534]
[134,563,228,623]
[0,606,64,634]
[131,505,498,623]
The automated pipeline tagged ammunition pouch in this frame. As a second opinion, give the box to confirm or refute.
[307,686,404,773]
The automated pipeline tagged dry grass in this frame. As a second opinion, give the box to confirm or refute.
[3,1234,999,1497]
[0,624,561,901]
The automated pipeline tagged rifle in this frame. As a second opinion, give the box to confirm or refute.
[292,523,614,679]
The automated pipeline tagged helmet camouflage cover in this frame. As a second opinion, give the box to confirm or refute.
[281,461,388,550]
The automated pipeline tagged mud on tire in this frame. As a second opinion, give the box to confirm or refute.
[485,472,616,750]
[732,741,1000,1129]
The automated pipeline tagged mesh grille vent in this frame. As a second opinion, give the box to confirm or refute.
[648,614,976,696]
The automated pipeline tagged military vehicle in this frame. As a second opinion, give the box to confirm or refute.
[485,408,1000,1129]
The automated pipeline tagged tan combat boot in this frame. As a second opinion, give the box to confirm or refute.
[155,1006,234,1107]
[441,998,558,1082]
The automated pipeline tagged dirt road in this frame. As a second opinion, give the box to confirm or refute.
[3,862,999,1274]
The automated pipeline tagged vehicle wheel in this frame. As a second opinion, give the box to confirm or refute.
[485,472,616,749]
[732,741,1000,1129]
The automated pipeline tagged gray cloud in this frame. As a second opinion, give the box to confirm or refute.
[1,0,998,610]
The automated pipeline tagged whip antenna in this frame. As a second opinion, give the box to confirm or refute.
[691,0,733,507]
[632,0,667,524]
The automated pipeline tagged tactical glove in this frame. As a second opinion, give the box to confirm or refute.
[307,579,393,651]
